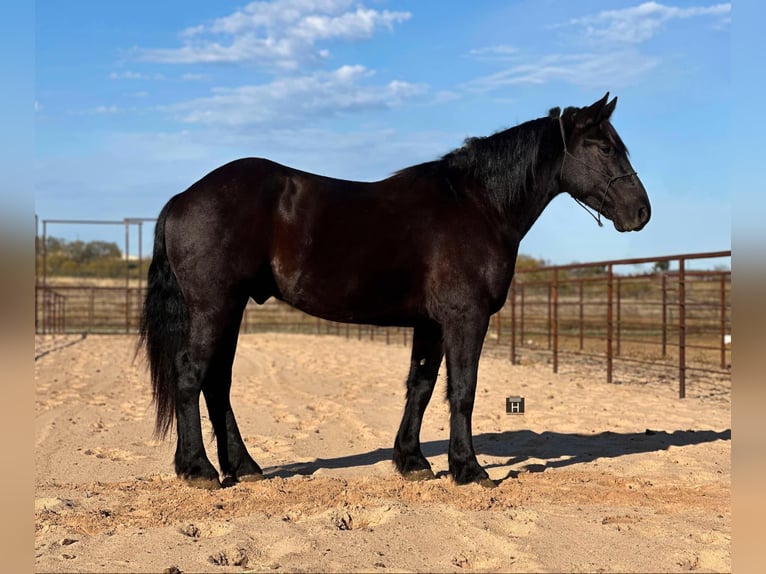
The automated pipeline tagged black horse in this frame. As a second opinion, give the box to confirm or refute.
[139,93,650,489]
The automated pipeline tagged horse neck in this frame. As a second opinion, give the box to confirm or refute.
[487,120,565,239]
[508,160,563,238]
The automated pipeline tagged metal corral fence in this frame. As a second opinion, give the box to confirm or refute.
[505,251,731,398]
[34,217,729,398]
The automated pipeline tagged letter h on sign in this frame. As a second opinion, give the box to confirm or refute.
[506,396,525,414]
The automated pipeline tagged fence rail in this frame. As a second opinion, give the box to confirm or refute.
[35,245,730,398]
[507,250,731,398]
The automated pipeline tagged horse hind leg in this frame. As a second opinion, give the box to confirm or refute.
[201,311,263,487]
[200,269,280,486]
[173,337,222,489]
[175,292,259,489]
[393,321,444,481]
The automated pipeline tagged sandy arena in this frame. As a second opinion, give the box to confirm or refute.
[35,333,730,573]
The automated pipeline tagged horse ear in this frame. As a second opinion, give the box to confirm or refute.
[601,96,617,121]
[572,93,613,130]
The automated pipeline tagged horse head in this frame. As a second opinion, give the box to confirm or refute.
[557,93,651,232]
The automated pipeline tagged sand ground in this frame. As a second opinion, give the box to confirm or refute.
[34,333,730,573]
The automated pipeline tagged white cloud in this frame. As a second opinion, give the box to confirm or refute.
[180,73,210,81]
[463,50,660,91]
[109,71,165,80]
[167,65,427,127]
[463,2,728,93]
[93,105,121,114]
[137,0,410,69]
[466,45,519,61]
[566,1,731,45]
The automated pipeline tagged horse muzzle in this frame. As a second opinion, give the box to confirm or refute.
[613,201,651,232]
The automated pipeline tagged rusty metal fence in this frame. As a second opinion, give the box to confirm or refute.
[504,251,731,398]
[35,216,729,397]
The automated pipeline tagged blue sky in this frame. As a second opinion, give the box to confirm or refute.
[34,0,731,265]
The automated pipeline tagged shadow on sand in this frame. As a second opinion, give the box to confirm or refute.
[264,428,730,483]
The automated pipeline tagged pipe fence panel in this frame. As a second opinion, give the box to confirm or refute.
[498,251,730,397]
[35,215,729,398]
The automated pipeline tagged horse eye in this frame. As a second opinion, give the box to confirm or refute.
[599,145,613,155]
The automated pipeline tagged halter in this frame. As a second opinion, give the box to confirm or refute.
[558,116,637,227]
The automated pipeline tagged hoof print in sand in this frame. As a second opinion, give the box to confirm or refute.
[209,546,252,567]
[82,447,142,462]
[178,522,233,539]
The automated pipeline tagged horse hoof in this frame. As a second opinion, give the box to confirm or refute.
[220,473,263,488]
[238,473,265,483]
[183,476,222,490]
[221,476,237,488]
[475,477,498,489]
[403,469,436,482]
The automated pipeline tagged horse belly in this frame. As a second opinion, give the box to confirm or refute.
[272,251,423,326]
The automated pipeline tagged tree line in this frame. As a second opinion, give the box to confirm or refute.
[37,237,149,278]
[37,236,717,287]
[37,237,557,281]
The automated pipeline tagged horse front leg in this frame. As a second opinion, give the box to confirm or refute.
[443,313,496,487]
[393,321,443,480]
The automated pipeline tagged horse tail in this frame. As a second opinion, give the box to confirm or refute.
[137,196,188,439]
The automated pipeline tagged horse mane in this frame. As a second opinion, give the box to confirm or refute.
[394,115,552,212]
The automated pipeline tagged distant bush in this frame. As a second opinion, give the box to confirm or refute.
[37,236,151,278]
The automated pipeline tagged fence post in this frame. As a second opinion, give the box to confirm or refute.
[678,258,686,398]
[661,273,667,357]
[35,215,39,332]
[579,279,584,351]
[59,296,66,333]
[510,278,517,365]
[42,220,48,333]
[616,276,622,357]
[552,269,559,373]
[547,283,552,350]
[138,221,143,303]
[125,221,130,333]
[720,272,727,369]
[520,284,525,346]
[42,292,48,334]
[606,264,614,384]
[88,286,95,333]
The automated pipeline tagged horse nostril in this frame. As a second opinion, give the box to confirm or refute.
[638,206,649,224]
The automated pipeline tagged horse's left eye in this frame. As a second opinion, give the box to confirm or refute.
[599,145,613,155]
